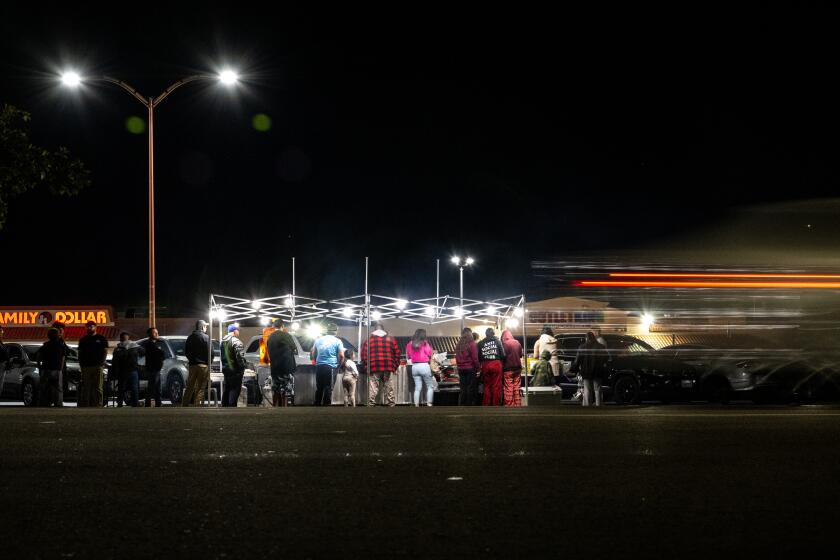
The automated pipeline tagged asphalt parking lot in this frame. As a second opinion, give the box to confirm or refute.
[1,404,839,559]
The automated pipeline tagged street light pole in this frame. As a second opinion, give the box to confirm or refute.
[62,71,238,328]
[451,255,474,332]
[459,265,464,332]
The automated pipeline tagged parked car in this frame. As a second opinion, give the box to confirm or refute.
[547,333,699,404]
[1,342,81,406]
[661,343,840,403]
[107,336,221,405]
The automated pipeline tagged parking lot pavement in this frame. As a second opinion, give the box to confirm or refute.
[1,405,839,559]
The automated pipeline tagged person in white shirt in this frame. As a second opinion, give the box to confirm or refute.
[340,349,359,406]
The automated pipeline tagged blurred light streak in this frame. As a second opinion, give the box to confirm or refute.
[610,273,840,279]
[576,281,840,289]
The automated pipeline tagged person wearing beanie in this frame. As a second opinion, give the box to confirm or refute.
[266,319,297,406]
[221,324,248,407]
[310,322,345,406]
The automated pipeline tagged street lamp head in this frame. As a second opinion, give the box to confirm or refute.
[219,70,239,85]
[61,71,81,87]
[450,256,461,266]
[465,257,475,266]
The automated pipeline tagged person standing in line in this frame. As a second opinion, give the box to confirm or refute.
[530,350,560,388]
[112,331,144,407]
[361,321,402,407]
[406,328,435,407]
[266,319,297,407]
[221,324,248,407]
[310,322,344,406]
[455,328,480,406]
[533,326,559,377]
[572,331,607,407]
[139,327,166,407]
[37,328,67,407]
[259,321,277,367]
[501,329,524,407]
[51,321,72,398]
[77,320,109,407]
[182,320,212,406]
[340,349,359,406]
[478,328,506,406]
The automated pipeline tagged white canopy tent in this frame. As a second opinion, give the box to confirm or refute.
[204,258,530,406]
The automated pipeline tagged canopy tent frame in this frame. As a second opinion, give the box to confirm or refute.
[204,258,529,406]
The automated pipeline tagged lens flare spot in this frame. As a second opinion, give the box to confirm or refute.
[125,116,146,134]
[252,113,272,132]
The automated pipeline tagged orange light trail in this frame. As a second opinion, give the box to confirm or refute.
[577,281,840,289]
[609,273,840,279]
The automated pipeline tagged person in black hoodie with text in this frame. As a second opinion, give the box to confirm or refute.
[477,328,506,406]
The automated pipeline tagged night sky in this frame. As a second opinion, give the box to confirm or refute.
[2,6,838,316]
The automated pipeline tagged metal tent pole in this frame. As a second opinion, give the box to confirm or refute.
[522,295,529,405]
[365,257,371,404]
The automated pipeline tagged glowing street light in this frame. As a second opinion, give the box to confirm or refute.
[61,71,81,87]
[58,66,240,328]
[219,69,239,85]
[395,299,408,310]
[251,300,262,310]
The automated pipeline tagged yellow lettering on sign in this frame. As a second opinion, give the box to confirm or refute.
[97,311,107,324]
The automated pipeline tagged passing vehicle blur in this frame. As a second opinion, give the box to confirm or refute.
[660,344,840,403]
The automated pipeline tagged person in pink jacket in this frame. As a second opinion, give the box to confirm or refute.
[501,329,524,407]
[406,329,435,406]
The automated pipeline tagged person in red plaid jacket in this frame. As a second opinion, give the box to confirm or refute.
[361,321,402,406]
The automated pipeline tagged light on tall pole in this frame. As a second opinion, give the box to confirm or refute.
[59,68,239,328]
[450,256,474,331]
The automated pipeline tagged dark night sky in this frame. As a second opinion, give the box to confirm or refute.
[2,6,838,316]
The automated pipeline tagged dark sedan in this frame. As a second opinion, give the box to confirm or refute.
[549,333,698,404]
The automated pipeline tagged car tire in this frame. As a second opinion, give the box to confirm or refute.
[613,375,640,405]
[704,377,731,405]
[167,372,185,404]
[22,379,37,407]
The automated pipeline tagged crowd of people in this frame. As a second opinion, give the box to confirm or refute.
[0,318,607,408]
